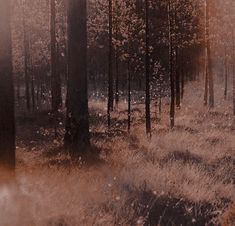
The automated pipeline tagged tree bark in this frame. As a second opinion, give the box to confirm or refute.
[145,0,151,135]
[51,0,62,112]
[206,0,214,108]
[0,0,15,169]
[168,1,175,128]
[127,61,131,133]
[64,0,90,152]
[175,47,181,108]
[224,45,228,100]
[108,0,114,128]
[22,1,30,111]
[232,29,235,115]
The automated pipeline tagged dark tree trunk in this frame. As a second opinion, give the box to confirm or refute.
[16,76,21,104]
[0,0,15,169]
[30,52,35,111]
[64,0,90,152]
[108,0,114,128]
[175,48,181,108]
[224,46,228,100]
[232,29,235,115]
[114,9,119,109]
[31,72,35,111]
[127,61,131,133]
[180,51,184,100]
[22,2,30,111]
[145,0,151,135]
[206,0,214,108]
[181,67,185,100]
[204,54,208,105]
[51,0,62,112]
[115,52,119,108]
[168,1,175,128]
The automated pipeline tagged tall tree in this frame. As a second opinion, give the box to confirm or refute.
[232,29,235,115]
[206,0,214,108]
[168,0,175,128]
[64,0,90,152]
[0,0,15,168]
[145,0,151,135]
[51,0,62,112]
[108,0,114,128]
[22,0,30,111]
[224,45,228,100]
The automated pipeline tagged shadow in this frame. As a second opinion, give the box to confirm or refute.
[43,144,105,169]
[120,188,229,226]
[161,150,203,166]
[174,125,199,134]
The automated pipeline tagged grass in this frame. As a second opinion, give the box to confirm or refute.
[0,80,234,225]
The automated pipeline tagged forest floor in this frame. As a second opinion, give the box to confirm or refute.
[0,80,235,226]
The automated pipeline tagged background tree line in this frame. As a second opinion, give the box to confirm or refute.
[0,0,234,169]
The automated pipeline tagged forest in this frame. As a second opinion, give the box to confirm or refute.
[0,0,235,225]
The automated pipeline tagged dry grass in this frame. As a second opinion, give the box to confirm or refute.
[0,80,234,225]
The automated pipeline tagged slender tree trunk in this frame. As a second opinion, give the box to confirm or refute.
[181,68,185,100]
[175,47,181,108]
[16,76,21,104]
[29,49,35,111]
[31,71,35,111]
[108,0,114,128]
[115,51,119,108]
[145,0,151,135]
[180,50,184,100]
[51,0,62,112]
[168,1,175,128]
[0,0,15,169]
[204,48,209,105]
[127,61,131,133]
[224,45,228,100]
[114,5,119,108]
[206,0,214,108]
[232,29,235,115]
[64,0,90,152]
[22,2,30,111]
[36,70,40,106]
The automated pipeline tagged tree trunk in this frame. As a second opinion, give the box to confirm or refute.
[206,0,214,108]
[64,0,90,152]
[168,1,175,128]
[31,72,35,111]
[30,50,35,111]
[127,61,131,133]
[180,51,184,100]
[145,0,151,135]
[51,0,62,112]
[204,53,209,105]
[115,51,119,108]
[16,76,21,104]
[0,0,15,169]
[224,45,228,100]
[22,2,30,111]
[108,0,114,128]
[232,29,235,115]
[175,47,181,108]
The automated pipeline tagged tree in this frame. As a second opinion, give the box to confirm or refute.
[0,0,15,168]
[107,0,114,128]
[168,0,175,128]
[205,0,214,108]
[233,29,235,115]
[22,0,31,111]
[64,0,90,152]
[51,0,62,112]
[145,0,151,135]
